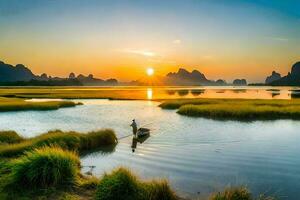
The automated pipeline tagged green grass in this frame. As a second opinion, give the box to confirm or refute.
[160,99,300,120]
[0,129,117,157]
[0,87,150,100]
[0,97,81,112]
[9,146,80,189]
[210,187,252,200]
[0,131,24,144]
[209,187,276,200]
[95,167,177,200]
[0,147,97,200]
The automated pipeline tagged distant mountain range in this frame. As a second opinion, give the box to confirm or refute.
[2,59,300,86]
[0,61,118,86]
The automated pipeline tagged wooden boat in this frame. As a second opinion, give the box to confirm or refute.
[137,128,150,137]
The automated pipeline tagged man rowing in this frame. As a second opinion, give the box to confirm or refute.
[130,119,138,138]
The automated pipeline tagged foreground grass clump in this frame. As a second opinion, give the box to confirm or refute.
[209,187,275,200]
[0,97,81,112]
[9,146,80,189]
[0,147,97,199]
[0,129,117,157]
[160,99,300,120]
[0,131,24,144]
[210,187,251,200]
[95,167,177,200]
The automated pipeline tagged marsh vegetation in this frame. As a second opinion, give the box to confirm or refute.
[160,99,300,120]
[0,97,81,112]
[0,129,117,157]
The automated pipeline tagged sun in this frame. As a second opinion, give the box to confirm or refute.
[146,68,154,76]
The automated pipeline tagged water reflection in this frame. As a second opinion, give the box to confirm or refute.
[166,90,176,95]
[177,90,189,96]
[191,89,205,96]
[232,89,246,93]
[80,145,116,157]
[291,90,300,98]
[147,88,153,100]
[131,135,150,153]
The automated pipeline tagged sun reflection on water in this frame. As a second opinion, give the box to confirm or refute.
[147,88,153,100]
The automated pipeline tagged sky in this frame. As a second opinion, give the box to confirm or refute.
[0,0,300,83]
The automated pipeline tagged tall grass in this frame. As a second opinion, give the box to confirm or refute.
[210,187,251,200]
[9,146,80,189]
[0,131,24,144]
[0,129,117,157]
[209,187,276,200]
[95,167,177,200]
[0,97,81,112]
[160,99,300,120]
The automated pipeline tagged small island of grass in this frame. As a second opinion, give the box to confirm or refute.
[0,129,117,157]
[0,97,82,112]
[159,98,300,120]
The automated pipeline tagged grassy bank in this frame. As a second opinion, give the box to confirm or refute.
[0,129,117,157]
[96,167,177,200]
[159,99,300,120]
[0,87,149,100]
[0,97,81,112]
[0,144,275,200]
[0,145,177,200]
[0,146,98,199]
[0,131,24,144]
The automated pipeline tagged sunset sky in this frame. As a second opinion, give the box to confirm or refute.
[0,0,300,82]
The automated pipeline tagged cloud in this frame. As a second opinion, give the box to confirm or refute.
[119,49,156,57]
[173,39,181,44]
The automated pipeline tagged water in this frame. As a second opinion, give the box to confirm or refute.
[0,98,300,199]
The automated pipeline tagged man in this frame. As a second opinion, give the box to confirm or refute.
[130,119,138,137]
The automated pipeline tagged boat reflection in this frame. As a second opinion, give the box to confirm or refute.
[131,135,150,153]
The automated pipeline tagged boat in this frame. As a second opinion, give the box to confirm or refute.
[137,128,150,137]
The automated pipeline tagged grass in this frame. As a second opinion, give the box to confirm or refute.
[0,131,24,144]
[95,167,177,200]
[209,187,251,200]
[0,153,276,200]
[0,87,151,100]
[9,146,80,189]
[159,99,300,120]
[0,147,97,200]
[209,187,276,200]
[0,97,81,112]
[0,129,117,157]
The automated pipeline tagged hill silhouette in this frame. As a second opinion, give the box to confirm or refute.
[164,68,212,85]
[269,62,300,86]
[265,71,281,84]
[0,60,118,86]
[0,61,36,82]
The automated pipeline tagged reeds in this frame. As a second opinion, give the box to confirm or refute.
[0,97,80,112]
[0,131,24,144]
[9,146,80,189]
[95,167,177,200]
[160,99,300,120]
[0,129,117,157]
[209,187,276,200]
[209,187,251,200]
